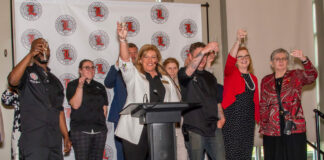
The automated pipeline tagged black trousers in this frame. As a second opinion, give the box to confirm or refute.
[263,133,307,160]
[122,125,149,160]
[70,130,107,160]
[20,146,63,160]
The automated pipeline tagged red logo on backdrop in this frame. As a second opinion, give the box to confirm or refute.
[55,15,77,36]
[94,58,110,79]
[103,144,114,160]
[21,29,43,49]
[179,19,198,38]
[56,44,77,65]
[123,17,140,37]
[88,2,109,22]
[151,31,170,51]
[181,44,191,62]
[151,5,169,24]
[59,73,77,89]
[89,30,109,50]
[20,1,42,21]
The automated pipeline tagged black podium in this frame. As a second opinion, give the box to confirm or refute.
[120,102,195,160]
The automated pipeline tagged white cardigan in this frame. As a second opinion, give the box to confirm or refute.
[115,58,180,144]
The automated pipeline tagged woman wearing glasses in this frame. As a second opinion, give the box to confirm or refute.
[66,59,108,160]
[259,49,317,160]
[115,23,180,160]
[222,29,260,160]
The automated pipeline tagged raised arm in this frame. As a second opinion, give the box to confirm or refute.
[185,42,219,77]
[290,50,318,85]
[117,22,129,62]
[68,77,86,110]
[229,29,246,58]
[8,42,44,86]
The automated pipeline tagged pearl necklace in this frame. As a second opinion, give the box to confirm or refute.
[243,73,255,91]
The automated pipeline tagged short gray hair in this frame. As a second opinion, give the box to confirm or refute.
[270,48,289,61]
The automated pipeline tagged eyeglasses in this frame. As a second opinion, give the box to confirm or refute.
[273,57,288,62]
[237,55,250,59]
[82,66,96,71]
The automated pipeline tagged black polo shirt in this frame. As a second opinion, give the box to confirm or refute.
[66,79,108,132]
[15,64,64,147]
[178,67,221,137]
[144,72,165,103]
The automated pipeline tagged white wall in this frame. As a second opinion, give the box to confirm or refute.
[0,0,14,159]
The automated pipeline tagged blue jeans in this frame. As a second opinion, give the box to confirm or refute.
[185,128,226,160]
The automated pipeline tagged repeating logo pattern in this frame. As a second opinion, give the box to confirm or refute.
[21,29,43,49]
[59,73,77,89]
[55,15,77,36]
[123,16,140,37]
[150,4,169,24]
[88,2,109,22]
[179,19,198,38]
[20,1,42,21]
[89,30,109,50]
[180,44,191,62]
[56,44,77,65]
[93,58,110,79]
[151,31,170,51]
[103,144,114,160]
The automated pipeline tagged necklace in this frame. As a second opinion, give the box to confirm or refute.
[243,73,255,91]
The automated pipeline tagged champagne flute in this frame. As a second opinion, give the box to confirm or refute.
[42,41,48,62]
[120,16,126,29]
[289,47,297,68]
[240,27,248,47]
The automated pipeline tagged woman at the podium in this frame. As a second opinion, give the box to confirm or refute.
[114,23,180,160]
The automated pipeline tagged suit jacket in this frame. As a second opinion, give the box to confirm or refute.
[259,59,318,136]
[104,65,127,123]
[115,58,180,144]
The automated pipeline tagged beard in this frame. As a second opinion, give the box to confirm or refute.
[34,54,49,64]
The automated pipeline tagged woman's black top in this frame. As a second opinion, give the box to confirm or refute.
[66,79,108,132]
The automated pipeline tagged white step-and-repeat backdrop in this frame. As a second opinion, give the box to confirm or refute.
[13,0,202,159]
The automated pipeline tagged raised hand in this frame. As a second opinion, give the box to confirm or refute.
[290,49,307,62]
[29,43,45,57]
[201,42,219,55]
[78,76,86,88]
[117,22,128,41]
[237,29,247,43]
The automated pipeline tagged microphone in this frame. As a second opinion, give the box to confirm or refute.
[314,109,324,119]
[143,93,148,103]
[156,63,182,99]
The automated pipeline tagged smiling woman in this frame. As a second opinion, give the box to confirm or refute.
[222,29,260,160]
[114,22,180,160]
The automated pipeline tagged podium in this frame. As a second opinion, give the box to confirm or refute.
[120,102,196,160]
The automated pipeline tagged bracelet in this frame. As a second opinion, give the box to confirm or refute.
[302,57,308,64]
[119,39,127,43]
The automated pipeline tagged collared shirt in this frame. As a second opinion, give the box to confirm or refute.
[66,79,108,132]
[144,72,165,103]
[15,63,64,147]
